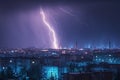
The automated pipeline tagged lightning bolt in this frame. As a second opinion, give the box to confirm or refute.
[40,9,58,49]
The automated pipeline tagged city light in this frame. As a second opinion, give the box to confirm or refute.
[32,61,35,64]
[9,60,12,63]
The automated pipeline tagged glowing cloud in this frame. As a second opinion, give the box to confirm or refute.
[40,9,58,49]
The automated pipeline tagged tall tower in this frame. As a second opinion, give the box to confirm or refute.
[108,41,112,49]
[74,41,78,49]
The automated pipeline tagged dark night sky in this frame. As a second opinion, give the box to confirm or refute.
[0,0,120,48]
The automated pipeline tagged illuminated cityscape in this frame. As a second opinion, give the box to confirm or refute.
[0,0,120,80]
[0,48,120,80]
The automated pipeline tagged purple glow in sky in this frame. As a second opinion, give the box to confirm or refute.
[40,8,59,49]
[0,1,120,48]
